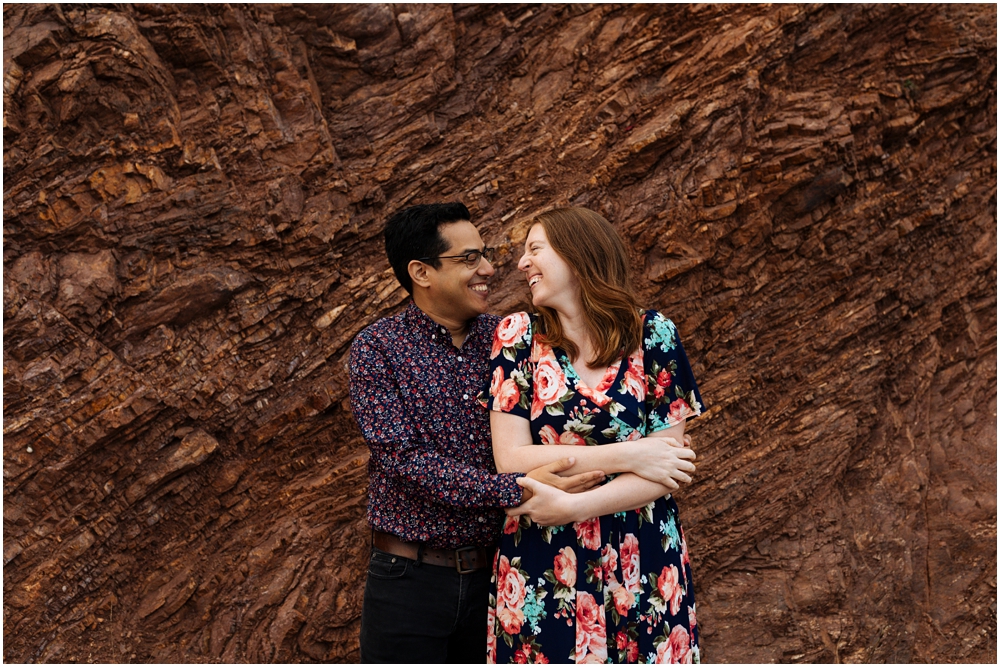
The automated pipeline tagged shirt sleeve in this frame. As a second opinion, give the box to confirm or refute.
[480,312,534,420]
[643,310,705,432]
[349,329,524,509]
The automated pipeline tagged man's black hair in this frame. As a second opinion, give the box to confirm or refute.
[384,202,471,294]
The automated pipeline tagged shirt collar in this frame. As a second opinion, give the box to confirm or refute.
[403,300,490,346]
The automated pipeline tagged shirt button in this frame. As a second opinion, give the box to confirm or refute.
[431,335,436,340]
[478,516,486,523]
[469,434,475,441]
[463,393,469,400]
[457,356,463,362]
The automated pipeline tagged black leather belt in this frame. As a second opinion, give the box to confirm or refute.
[372,531,494,574]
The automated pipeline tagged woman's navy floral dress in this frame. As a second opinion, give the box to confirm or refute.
[483,310,704,664]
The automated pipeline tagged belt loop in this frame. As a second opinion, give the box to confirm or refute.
[415,543,425,567]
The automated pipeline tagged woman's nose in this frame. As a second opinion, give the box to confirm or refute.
[517,253,530,271]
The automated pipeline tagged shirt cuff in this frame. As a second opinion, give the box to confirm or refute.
[496,472,525,507]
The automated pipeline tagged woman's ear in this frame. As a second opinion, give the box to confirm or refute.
[408,260,432,289]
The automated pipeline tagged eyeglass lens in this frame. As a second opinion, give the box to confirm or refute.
[466,248,495,267]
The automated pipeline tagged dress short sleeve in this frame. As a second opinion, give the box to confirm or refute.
[480,312,534,420]
[643,310,704,432]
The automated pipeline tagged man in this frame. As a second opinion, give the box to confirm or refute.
[349,203,693,663]
[349,203,603,663]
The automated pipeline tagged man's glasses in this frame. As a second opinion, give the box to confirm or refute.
[419,247,496,269]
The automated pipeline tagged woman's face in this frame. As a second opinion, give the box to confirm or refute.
[517,224,580,311]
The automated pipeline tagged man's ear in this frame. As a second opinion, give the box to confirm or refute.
[408,260,432,289]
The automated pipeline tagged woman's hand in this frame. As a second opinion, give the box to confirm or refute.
[627,434,696,489]
[507,476,584,526]
[525,457,605,495]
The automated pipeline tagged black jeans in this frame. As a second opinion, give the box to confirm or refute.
[360,547,492,664]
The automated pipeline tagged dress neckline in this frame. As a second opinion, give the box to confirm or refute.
[556,348,627,399]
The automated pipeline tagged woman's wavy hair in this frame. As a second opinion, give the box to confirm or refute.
[530,207,642,367]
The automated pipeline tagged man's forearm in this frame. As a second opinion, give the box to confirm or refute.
[376,445,524,508]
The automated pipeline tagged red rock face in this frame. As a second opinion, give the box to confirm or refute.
[3,4,995,663]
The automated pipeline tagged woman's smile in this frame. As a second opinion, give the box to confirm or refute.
[518,224,578,309]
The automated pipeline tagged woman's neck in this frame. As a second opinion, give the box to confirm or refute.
[554,302,596,368]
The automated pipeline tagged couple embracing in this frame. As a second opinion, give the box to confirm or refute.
[349,203,704,664]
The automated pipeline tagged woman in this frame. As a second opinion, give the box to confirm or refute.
[484,208,704,664]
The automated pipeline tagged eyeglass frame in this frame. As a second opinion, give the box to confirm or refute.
[418,246,496,269]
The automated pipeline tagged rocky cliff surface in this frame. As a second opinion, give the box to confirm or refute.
[3,4,996,662]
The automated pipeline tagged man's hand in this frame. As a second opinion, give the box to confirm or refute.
[628,435,697,489]
[519,457,604,503]
[507,476,583,526]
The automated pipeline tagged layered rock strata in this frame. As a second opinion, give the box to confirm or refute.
[3,4,996,662]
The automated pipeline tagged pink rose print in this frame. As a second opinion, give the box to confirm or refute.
[539,424,559,445]
[657,368,672,390]
[503,514,519,535]
[600,543,619,582]
[655,625,692,664]
[487,605,497,664]
[620,533,641,594]
[496,556,527,635]
[558,430,587,446]
[667,398,690,424]
[688,605,697,629]
[531,353,568,419]
[490,366,504,398]
[496,378,521,413]
[497,603,524,636]
[657,565,684,616]
[574,591,608,664]
[621,352,645,401]
[553,546,577,588]
[680,528,691,568]
[576,360,620,406]
[611,582,633,616]
[573,516,601,550]
[577,384,612,407]
[492,313,530,359]
[513,642,531,664]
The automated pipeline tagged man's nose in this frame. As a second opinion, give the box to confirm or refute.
[478,257,496,276]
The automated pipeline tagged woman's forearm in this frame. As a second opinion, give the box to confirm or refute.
[572,472,672,520]
[494,441,639,476]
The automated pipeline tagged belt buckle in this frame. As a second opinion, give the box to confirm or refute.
[454,546,477,574]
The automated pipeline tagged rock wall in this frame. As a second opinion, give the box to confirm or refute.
[3,4,996,662]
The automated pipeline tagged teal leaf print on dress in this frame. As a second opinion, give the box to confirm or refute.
[644,314,677,353]
[659,518,681,552]
[659,505,682,551]
[522,583,548,634]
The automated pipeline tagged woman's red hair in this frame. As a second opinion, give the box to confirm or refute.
[530,207,642,367]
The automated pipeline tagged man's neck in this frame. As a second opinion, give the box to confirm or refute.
[412,294,473,348]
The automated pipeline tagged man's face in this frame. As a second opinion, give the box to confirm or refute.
[424,220,495,320]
